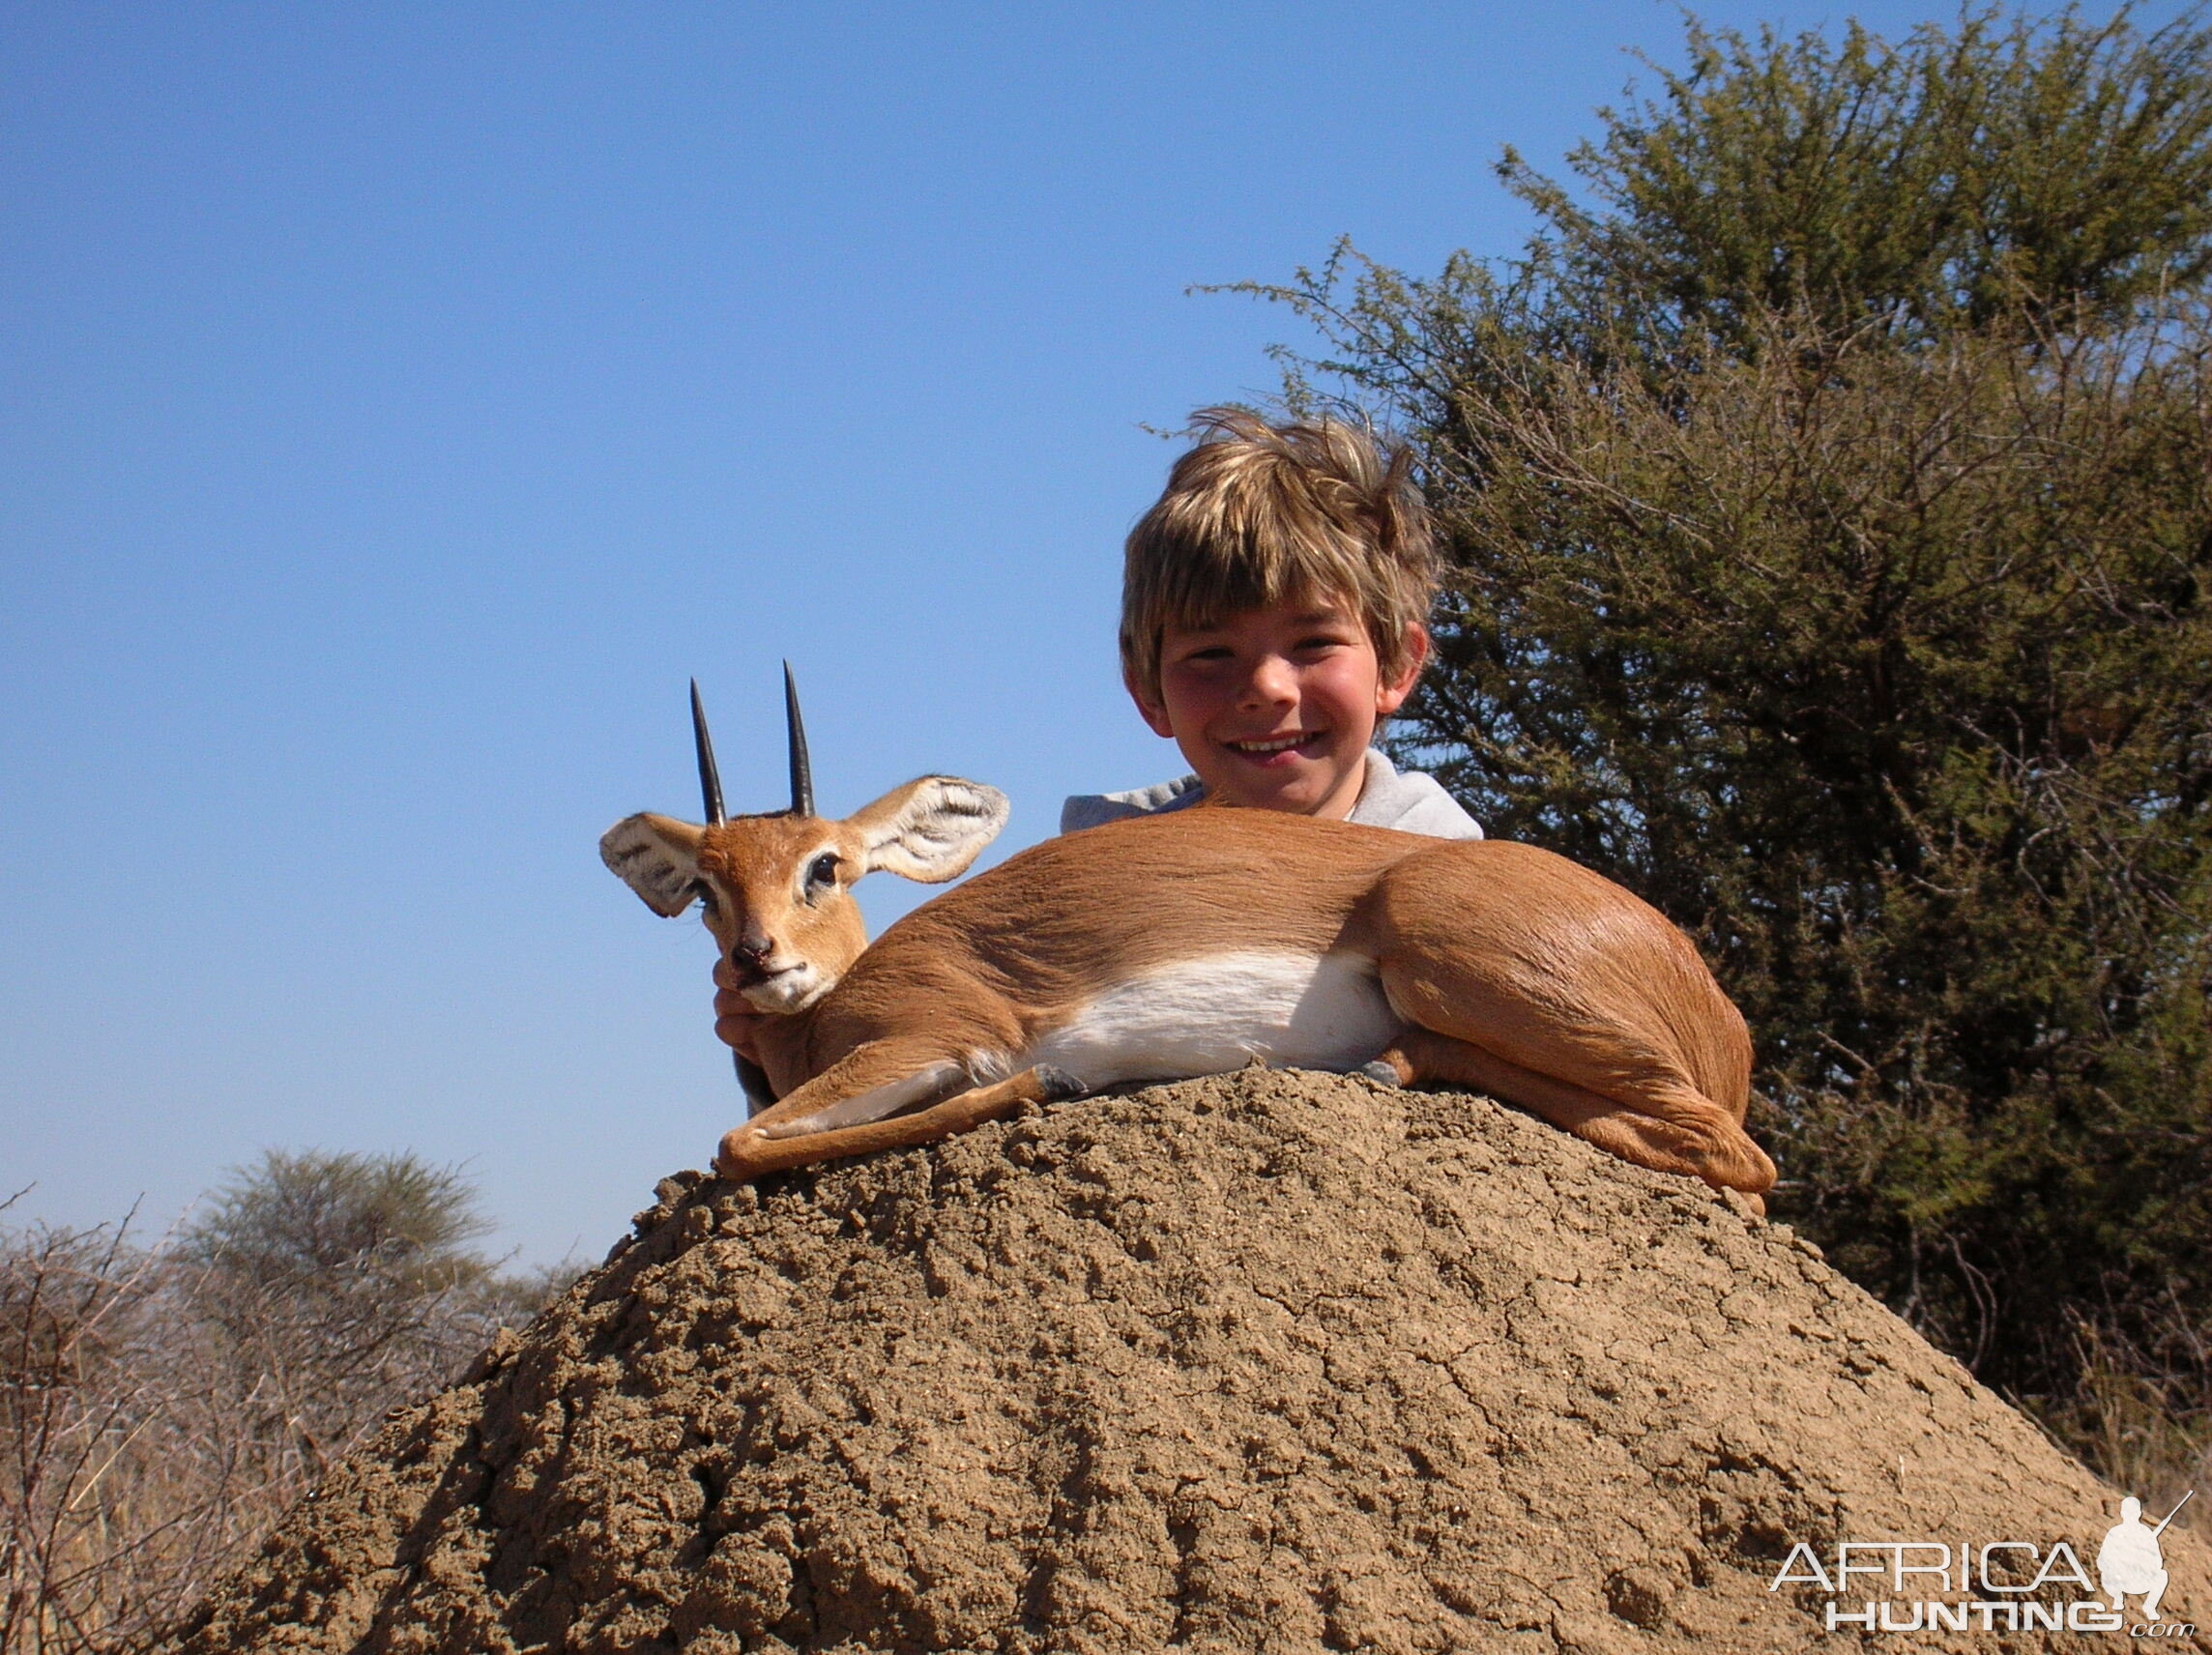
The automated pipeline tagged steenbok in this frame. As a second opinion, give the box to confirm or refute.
[602,677,1776,1203]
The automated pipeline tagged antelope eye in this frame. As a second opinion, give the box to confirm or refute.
[807,853,839,889]
[690,882,718,915]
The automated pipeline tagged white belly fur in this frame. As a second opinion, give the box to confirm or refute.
[1021,950,1402,1090]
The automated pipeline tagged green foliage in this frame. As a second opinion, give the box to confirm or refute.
[178,1147,492,1293]
[1508,4,2212,339]
[1234,5,2212,1470]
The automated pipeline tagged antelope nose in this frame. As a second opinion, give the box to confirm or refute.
[731,937,772,971]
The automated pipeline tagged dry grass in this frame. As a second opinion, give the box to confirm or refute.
[2030,1316,2212,1519]
[0,1189,567,1655]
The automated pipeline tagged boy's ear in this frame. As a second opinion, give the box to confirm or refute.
[846,776,1010,883]
[1123,665,1177,739]
[1375,623,1431,716]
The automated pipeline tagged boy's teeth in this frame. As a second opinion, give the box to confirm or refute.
[1235,735,1307,753]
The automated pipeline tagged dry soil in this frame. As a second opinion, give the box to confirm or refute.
[166,1070,2208,1653]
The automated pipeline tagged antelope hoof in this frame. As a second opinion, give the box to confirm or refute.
[1358,1060,1406,1089]
[1034,1065,1087,1103]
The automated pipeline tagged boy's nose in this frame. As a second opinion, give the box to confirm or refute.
[1240,653,1297,705]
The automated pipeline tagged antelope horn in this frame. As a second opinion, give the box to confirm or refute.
[784,660,814,819]
[690,679,726,827]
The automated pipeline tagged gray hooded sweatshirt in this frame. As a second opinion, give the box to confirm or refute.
[1060,749,1483,840]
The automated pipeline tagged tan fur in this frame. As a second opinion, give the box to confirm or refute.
[603,789,1778,1203]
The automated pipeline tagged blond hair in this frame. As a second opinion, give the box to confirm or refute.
[1120,408,1439,700]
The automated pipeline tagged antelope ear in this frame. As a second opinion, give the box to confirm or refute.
[847,776,1009,884]
[600,812,707,916]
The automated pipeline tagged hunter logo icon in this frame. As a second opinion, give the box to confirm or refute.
[1768,1487,2197,1635]
[2101,1492,2191,1621]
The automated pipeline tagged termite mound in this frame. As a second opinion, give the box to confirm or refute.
[166,1069,2207,1654]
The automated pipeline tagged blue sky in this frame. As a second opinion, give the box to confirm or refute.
[1,1,2158,1265]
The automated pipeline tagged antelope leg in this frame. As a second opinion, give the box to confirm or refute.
[714,1064,1085,1181]
[1377,1027,1772,1208]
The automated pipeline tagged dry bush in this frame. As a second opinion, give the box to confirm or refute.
[2041,1316,2212,1517]
[0,1165,572,1655]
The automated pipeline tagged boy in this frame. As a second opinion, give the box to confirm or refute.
[713,408,1477,1062]
[1062,406,1481,839]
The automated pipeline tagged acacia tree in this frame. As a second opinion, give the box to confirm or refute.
[1237,5,2212,1486]
[173,1149,518,1474]
[1510,5,2212,341]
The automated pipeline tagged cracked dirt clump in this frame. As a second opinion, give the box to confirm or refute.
[167,1070,2208,1653]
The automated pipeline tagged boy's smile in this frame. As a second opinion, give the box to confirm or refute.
[1131,599,1428,819]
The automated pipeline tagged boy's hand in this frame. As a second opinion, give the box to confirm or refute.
[712,959,764,1062]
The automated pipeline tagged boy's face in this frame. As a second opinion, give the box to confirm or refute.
[1129,597,1428,819]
